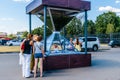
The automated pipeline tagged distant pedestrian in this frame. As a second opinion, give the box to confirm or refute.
[33,35,44,78]
[74,37,82,51]
[20,33,33,78]
[68,37,74,50]
[70,38,74,45]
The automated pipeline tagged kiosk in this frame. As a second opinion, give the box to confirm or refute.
[26,0,91,70]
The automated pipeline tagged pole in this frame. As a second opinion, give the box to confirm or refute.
[84,10,88,54]
[29,13,32,33]
[44,6,47,52]
[63,27,66,50]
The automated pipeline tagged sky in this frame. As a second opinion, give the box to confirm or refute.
[0,0,120,34]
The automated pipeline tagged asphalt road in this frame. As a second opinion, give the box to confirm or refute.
[0,46,120,80]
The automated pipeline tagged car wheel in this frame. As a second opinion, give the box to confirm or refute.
[111,45,114,48]
[92,45,98,51]
[9,44,13,46]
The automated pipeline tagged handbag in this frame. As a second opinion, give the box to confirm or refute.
[21,43,25,53]
[20,39,26,53]
[19,52,23,65]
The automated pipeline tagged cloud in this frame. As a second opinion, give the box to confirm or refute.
[115,0,120,3]
[99,6,120,13]
[0,25,28,34]
[12,0,31,2]
[0,18,14,21]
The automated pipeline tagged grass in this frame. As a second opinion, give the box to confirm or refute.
[0,44,108,53]
[0,46,20,53]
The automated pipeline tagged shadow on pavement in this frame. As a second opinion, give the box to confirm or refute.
[92,59,120,68]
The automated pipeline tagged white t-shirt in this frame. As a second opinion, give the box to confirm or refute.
[34,41,43,54]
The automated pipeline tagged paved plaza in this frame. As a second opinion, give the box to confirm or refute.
[0,47,120,80]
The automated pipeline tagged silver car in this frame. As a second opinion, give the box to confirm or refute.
[6,40,21,46]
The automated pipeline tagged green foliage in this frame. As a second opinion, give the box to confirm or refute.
[106,23,114,34]
[65,17,83,36]
[32,27,43,36]
[115,27,120,32]
[39,16,53,32]
[87,20,96,34]
[95,11,120,34]
[32,26,52,37]
[82,20,95,35]
[21,11,120,38]
[22,31,28,38]
[7,34,17,39]
[62,11,120,37]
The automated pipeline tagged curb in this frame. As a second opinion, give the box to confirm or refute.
[0,52,19,54]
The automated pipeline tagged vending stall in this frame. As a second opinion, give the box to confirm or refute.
[26,0,91,70]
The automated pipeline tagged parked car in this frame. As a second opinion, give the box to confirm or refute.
[0,39,9,45]
[108,40,120,48]
[6,40,21,46]
[74,37,100,51]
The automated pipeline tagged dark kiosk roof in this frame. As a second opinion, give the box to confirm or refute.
[26,0,91,14]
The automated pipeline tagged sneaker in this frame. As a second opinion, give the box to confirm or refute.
[30,71,34,74]
[25,76,30,78]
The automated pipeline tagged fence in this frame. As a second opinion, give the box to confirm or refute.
[64,32,120,44]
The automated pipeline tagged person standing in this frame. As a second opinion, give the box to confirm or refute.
[33,35,44,78]
[70,38,74,45]
[30,34,38,74]
[20,34,33,78]
[67,38,74,50]
[74,37,82,51]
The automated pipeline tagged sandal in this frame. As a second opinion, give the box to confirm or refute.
[40,74,44,78]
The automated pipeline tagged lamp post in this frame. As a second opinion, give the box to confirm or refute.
[44,6,47,52]
[84,10,88,54]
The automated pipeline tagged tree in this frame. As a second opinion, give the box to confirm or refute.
[32,26,52,37]
[65,17,83,36]
[106,23,114,34]
[115,16,120,32]
[32,27,43,36]
[22,31,28,38]
[7,34,17,39]
[87,20,96,34]
[95,11,120,34]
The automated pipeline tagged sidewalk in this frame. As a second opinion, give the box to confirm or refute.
[0,48,120,80]
[99,44,110,50]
